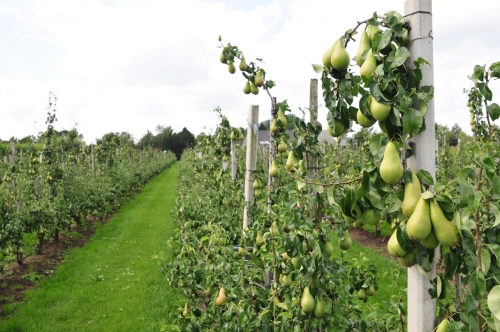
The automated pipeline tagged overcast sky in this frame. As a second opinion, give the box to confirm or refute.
[1,0,499,143]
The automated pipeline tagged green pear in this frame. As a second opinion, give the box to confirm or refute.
[339,231,352,250]
[228,61,236,74]
[366,24,381,42]
[397,248,417,267]
[216,287,227,306]
[255,71,264,87]
[387,230,406,258]
[278,141,287,153]
[362,209,381,225]
[243,81,251,94]
[270,221,280,237]
[220,48,227,64]
[301,287,315,313]
[406,197,432,241]
[286,151,299,171]
[270,160,279,177]
[271,119,279,134]
[298,159,307,172]
[291,253,302,268]
[327,120,344,137]
[282,220,291,233]
[402,170,422,217]
[277,109,287,128]
[322,240,334,257]
[239,55,248,71]
[250,82,259,95]
[313,298,326,317]
[357,109,375,128]
[322,39,339,69]
[366,285,376,296]
[256,230,264,247]
[353,221,363,229]
[430,200,460,247]
[282,274,292,287]
[182,303,189,316]
[369,95,391,121]
[420,229,440,249]
[360,49,377,83]
[357,288,367,300]
[380,141,403,185]
[356,31,371,67]
[330,41,350,71]
[436,318,449,332]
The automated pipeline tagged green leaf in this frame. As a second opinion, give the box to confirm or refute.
[487,103,500,121]
[390,47,410,69]
[490,61,500,78]
[491,202,500,228]
[278,312,293,318]
[313,184,324,194]
[457,167,477,193]
[296,180,306,190]
[481,247,491,275]
[326,187,336,205]
[259,309,270,317]
[417,169,434,186]
[312,64,324,74]
[477,82,493,101]
[474,64,485,82]
[471,269,486,300]
[403,109,424,137]
[488,285,500,320]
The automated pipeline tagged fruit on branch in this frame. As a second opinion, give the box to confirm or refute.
[436,318,449,332]
[406,197,432,241]
[291,253,302,268]
[356,31,371,67]
[182,303,189,316]
[419,229,439,249]
[228,61,236,74]
[402,170,421,217]
[397,248,417,267]
[362,209,381,225]
[256,230,264,247]
[301,286,315,313]
[366,285,376,296]
[357,288,367,300]
[366,24,381,42]
[243,81,251,94]
[429,200,460,247]
[250,82,259,95]
[388,230,406,257]
[278,141,288,153]
[282,274,292,287]
[239,55,248,71]
[270,221,280,237]
[270,160,279,177]
[327,120,344,137]
[380,141,403,185]
[313,298,326,317]
[253,178,262,189]
[277,108,287,128]
[369,95,391,121]
[282,220,291,233]
[322,39,339,69]
[271,119,280,134]
[298,159,307,172]
[255,71,264,87]
[220,48,227,64]
[331,41,350,71]
[360,49,377,83]
[204,287,213,297]
[216,287,227,306]
[339,231,352,250]
[286,151,299,171]
[322,240,334,257]
[357,110,375,128]
[353,221,363,229]
[343,204,361,223]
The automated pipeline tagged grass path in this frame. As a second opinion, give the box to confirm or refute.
[0,163,180,332]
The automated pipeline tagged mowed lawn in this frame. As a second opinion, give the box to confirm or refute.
[0,163,181,332]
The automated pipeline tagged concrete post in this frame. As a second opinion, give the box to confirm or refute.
[231,140,237,181]
[243,105,259,229]
[309,79,319,218]
[404,0,437,331]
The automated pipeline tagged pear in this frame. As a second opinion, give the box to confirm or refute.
[228,61,236,74]
[270,160,279,177]
[362,209,381,225]
[327,120,344,137]
[204,287,213,297]
[360,49,377,83]
[366,24,381,42]
[322,39,339,69]
[270,221,280,237]
[353,221,364,229]
[182,303,189,316]
[278,141,287,153]
[430,200,460,247]
[366,285,376,296]
[286,151,299,171]
[301,286,315,313]
[255,71,264,87]
[256,230,264,246]
[282,274,292,287]
[436,318,449,332]
[250,82,259,95]
[369,95,391,121]
[271,119,279,134]
[313,298,326,317]
[298,159,307,172]
[397,248,417,267]
[388,230,406,258]
[239,55,248,71]
[357,109,375,128]
[406,197,432,241]
[220,48,227,64]
[343,204,361,223]
[420,229,440,249]
[282,220,291,233]
[243,81,251,94]
[215,287,227,306]
[402,170,422,217]
[252,178,261,190]
[291,253,302,268]
[357,288,367,300]
[322,240,334,257]
[356,31,371,67]
[339,231,352,250]
[277,109,287,128]
[331,41,350,71]
[380,141,403,185]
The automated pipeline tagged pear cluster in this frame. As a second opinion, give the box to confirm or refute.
[300,287,326,317]
[219,47,265,95]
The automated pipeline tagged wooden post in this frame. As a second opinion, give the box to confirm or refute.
[243,105,259,230]
[405,1,437,331]
[309,79,319,218]
[231,140,237,181]
[91,144,95,174]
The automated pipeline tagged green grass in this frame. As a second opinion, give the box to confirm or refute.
[0,163,181,332]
